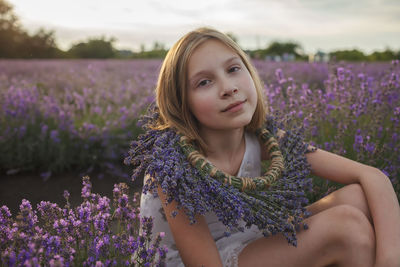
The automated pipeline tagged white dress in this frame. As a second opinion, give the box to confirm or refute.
[139,132,264,267]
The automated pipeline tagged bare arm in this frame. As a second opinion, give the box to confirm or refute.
[157,185,223,267]
[306,149,400,267]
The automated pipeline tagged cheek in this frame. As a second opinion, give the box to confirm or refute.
[243,76,258,103]
[188,92,215,118]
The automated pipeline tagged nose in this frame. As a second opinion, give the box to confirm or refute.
[220,78,238,98]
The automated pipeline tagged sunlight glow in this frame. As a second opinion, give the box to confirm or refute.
[7,0,400,53]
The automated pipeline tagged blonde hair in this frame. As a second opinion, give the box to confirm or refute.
[155,27,266,153]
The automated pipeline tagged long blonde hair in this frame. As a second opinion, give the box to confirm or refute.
[155,27,266,153]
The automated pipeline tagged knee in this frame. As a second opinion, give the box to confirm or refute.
[345,183,363,196]
[345,183,365,204]
[340,183,372,222]
[330,205,375,254]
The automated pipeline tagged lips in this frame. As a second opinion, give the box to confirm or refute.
[221,100,247,112]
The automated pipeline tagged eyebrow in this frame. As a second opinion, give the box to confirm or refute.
[188,56,240,86]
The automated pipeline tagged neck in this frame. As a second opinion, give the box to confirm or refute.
[200,127,245,164]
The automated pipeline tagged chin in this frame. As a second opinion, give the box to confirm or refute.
[231,118,253,129]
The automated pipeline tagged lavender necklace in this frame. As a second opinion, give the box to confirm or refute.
[125,106,315,247]
[179,128,284,192]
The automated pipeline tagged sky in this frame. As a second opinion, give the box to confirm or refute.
[7,0,400,54]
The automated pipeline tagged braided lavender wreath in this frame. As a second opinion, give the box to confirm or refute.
[124,105,315,246]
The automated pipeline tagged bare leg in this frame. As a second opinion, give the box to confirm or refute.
[307,183,372,223]
[238,204,375,267]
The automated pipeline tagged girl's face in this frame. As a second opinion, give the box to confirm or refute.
[187,39,257,133]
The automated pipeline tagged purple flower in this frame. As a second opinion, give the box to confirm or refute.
[63,190,70,201]
[81,176,92,199]
[355,134,363,145]
[0,205,12,224]
[275,68,286,83]
[50,130,60,143]
[336,67,345,81]
[18,125,26,137]
[41,124,48,136]
[325,104,336,114]
[365,143,375,153]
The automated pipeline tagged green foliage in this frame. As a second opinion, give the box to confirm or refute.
[368,49,399,61]
[0,0,59,58]
[251,41,307,60]
[329,49,367,61]
[131,41,168,59]
[21,28,61,58]
[68,37,116,59]
[0,0,25,58]
[330,48,400,62]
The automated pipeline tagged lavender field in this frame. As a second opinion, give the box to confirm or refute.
[0,59,399,265]
[0,59,160,179]
[1,59,398,185]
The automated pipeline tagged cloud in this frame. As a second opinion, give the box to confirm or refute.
[8,0,400,53]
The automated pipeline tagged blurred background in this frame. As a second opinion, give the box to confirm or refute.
[2,0,400,60]
[1,0,399,214]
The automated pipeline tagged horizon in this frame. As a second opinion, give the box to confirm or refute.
[8,0,400,54]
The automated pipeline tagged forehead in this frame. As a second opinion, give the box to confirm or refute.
[187,39,239,75]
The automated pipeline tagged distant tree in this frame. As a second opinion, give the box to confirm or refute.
[250,41,306,60]
[131,41,168,59]
[0,0,18,29]
[152,41,165,51]
[140,43,145,53]
[22,28,61,58]
[265,41,303,57]
[116,49,134,59]
[329,49,367,62]
[0,0,62,58]
[0,0,25,57]
[367,48,398,61]
[68,37,116,58]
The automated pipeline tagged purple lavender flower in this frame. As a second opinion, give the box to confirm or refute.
[0,175,166,266]
[63,190,70,201]
[365,143,375,153]
[81,176,92,199]
[336,67,345,81]
[41,124,48,136]
[355,134,363,145]
[50,129,60,143]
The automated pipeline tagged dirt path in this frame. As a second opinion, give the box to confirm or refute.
[0,172,142,216]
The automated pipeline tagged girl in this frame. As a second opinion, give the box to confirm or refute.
[127,27,400,266]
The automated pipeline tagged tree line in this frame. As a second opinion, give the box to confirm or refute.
[1,0,399,61]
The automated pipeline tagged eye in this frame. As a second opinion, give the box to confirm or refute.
[197,79,211,87]
[228,66,241,73]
